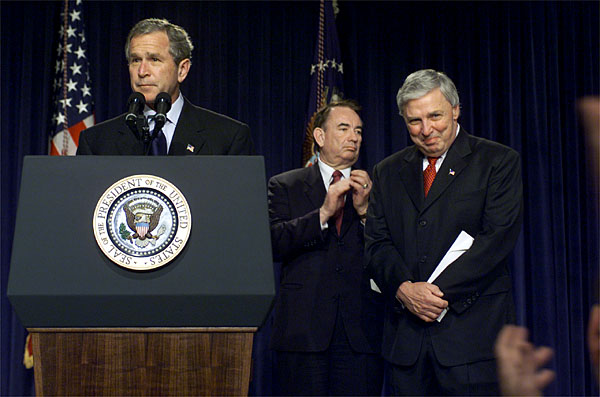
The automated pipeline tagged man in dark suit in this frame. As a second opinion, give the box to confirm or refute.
[77,18,253,155]
[268,100,383,395]
[365,69,523,395]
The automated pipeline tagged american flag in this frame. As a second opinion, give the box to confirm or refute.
[301,0,344,167]
[49,0,94,156]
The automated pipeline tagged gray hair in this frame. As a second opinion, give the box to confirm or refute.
[396,69,460,116]
[125,18,194,65]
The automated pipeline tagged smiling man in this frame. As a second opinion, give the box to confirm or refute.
[365,69,523,395]
[268,100,384,396]
[77,18,253,156]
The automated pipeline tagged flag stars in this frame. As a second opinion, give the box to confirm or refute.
[66,79,78,92]
[70,10,81,22]
[310,58,344,75]
[70,62,82,75]
[66,26,77,38]
[81,84,91,97]
[59,97,73,108]
[74,46,86,59]
[57,43,72,55]
[76,100,89,114]
[55,112,66,126]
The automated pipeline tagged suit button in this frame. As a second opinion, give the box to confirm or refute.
[419,219,427,227]
[467,298,472,304]
[336,266,342,272]
[419,256,427,264]
[337,240,344,246]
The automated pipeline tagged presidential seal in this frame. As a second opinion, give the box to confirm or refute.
[93,175,192,271]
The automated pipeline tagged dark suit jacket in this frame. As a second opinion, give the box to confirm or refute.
[268,164,382,354]
[365,129,523,367]
[77,97,254,155]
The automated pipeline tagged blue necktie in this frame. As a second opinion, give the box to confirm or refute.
[148,114,167,155]
[151,129,167,156]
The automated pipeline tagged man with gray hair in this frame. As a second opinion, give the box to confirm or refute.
[365,69,523,395]
[78,18,253,155]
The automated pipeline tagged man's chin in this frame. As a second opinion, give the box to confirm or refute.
[134,89,158,103]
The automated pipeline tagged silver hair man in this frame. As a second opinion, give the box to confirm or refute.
[125,18,194,65]
[396,69,460,117]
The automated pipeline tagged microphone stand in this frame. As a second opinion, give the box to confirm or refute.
[135,115,152,155]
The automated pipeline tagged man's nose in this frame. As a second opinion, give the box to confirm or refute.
[137,60,149,76]
[348,130,360,141]
[422,120,433,136]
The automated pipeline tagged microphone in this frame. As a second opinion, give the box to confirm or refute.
[125,92,146,123]
[153,92,172,132]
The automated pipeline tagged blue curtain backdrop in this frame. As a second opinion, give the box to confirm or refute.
[1,1,598,395]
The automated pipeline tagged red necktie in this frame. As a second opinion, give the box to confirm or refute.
[330,170,343,234]
[423,157,439,197]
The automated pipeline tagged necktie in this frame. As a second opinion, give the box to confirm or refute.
[330,170,343,234]
[147,114,168,155]
[423,157,439,197]
[150,129,167,156]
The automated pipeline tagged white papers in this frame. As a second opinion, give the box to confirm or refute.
[427,230,474,322]
[370,279,382,293]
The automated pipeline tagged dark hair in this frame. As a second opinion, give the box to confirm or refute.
[313,99,361,152]
[125,18,193,65]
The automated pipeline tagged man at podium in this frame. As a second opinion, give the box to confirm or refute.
[77,18,253,156]
[268,100,384,395]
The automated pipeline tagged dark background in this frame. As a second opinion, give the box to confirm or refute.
[2,1,598,395]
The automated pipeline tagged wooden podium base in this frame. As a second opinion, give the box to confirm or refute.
[29,328,257,396]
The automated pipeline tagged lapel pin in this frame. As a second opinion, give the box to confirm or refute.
[449,169,455,176]
[186,144,195,153]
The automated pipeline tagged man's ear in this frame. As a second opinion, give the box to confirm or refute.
[452,105,460,120]
[313,127,325,149]
[177,59,191,83]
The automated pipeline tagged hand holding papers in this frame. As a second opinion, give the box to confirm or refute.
[427,230,474,322]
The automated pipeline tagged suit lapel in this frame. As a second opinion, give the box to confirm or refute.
[303,164,326,210]
[116,119,145,154]
[423,130,471,211]
[398,147,424,212]
[169,98,208,155]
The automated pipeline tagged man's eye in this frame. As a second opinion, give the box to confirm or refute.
[431,114,442,120]
[152,58,160,62]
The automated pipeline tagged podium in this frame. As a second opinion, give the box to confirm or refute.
[8,156,275,396]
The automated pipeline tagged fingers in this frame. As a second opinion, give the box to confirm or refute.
[321,179,352,220]
[398,281,448,320]
[533,346,553,367]
[426,283,445,298]
[534,369,556,390]
[349,170,372,190]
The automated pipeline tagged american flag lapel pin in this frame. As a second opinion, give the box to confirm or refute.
[449,169,456,176]
[186,144,195,153]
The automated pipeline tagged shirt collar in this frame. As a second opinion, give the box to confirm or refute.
[317,157,351,190]
[143,92,184,125]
